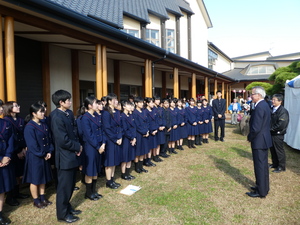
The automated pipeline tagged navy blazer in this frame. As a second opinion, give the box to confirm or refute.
[0,119,14,160]
[247,100,272,150]
[212,98,226,119]
[50,108,81,170]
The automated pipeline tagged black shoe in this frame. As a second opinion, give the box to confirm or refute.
[0,216,11,225]
[58,214,80,223]
[70,209,82,215]
[73,186,80,191]
[16,193,30,199]
[144,162,153,167]
[150,161,156,167]
[215,137,219,141]
[135,168,142,173]
[85,193,100,201]
[33,201,45,209]
[128,174,135,180]
[159,153,169,158]
[153,156,160,162]
[172,149,178,154]
[269,164,277,169]
[250,186,257,191]
[113,181,121,187]
[220,138,224,142]
[121,174,132,181]
[94,193,103,199]
[272,167,285,173]
[106,182,118,189]
[5,198,20,206]
[141,168,148,173]
[246,191,265,198]
[41,199,53,206]
[157,157,163,162]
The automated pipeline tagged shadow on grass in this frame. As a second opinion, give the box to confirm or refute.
[231,147,253,160]
[209,155,255,189]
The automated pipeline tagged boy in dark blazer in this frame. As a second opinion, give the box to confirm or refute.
[212,90,226,141]
[50,90,82,223]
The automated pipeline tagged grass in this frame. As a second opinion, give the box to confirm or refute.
[4,123,300,224]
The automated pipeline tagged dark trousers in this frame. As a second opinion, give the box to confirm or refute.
[56,168,77,219]
[160,134,170,154]
[252,149,269,197]
[270,135,285,169]
[214,119,225,139]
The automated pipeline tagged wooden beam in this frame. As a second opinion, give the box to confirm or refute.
[0,14,5,101]
[101,45,107,96]
[204,77,208,100]
[191,73,196,99]
[95,44,102,99]
[222,82,225,100]
[214,79,218,96]
[5,16,16,101]
[148,59,152,97]
[42,43,51,113]
[173,67,179,98]
[71,50,80,113]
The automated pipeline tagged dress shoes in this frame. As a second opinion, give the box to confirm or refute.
[135,168,142,173]
[246,191,265,198]
[106,182,118,189]
[113,181,121,187]
[16,193,30,199]
[272,167,285,173]
[150,161,156,167]
[121,174,132,181]
[5,198,20,206]
[94,193,103,199]
[0,216,11,225]
[33,202,46,209]
[128,174,135,180]
[58,214,80,223]
[214,137,219,141]
[144,162,153,167]
[269,164,277,169]
[250,186,257,191]
[85,193,100,201]
[73,186,80,191]
[41,199,53,206]
[159,153,169,158]
[141,168,148,173]
[220,138,224,142]
[70,209,82,215]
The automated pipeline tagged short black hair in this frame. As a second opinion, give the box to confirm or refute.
[272,94,283,102]
[216,90,222,94]
[0,99,3,107]
[52,90,71,107]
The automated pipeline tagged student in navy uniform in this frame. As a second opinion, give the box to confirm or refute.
[3,101,29,206]
[144,97,158,167]
[102,93,122,189]
[212,90,226,142]
[168,99,179,154]
[23,103,53,209]
[185,98,198,148]
[195,100,203,145]
[120,101,136,180]
[0,99,15,225]
[161,98,172,155]
[81,96,106,200]
[200,99,213,143]
[133,97,149,173]
[175,99,188,150]
[153,96,167,159]
[50,90,82,223]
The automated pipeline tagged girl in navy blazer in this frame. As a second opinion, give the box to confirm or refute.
[102,94,122,189]
[153,96,165,161]
[200,99,213,143]
[81,96,106,199]
[120,101,136,180]
[23,103,53,208]
[0,100,15,224]
[195,100,204,145]
[168,99,179,154]
[175,99,188,150]
[185,98,198,148]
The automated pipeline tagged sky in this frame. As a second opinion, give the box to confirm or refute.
[203,0,300,58]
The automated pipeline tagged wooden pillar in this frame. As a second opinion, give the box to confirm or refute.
[173,67,179,98]
[5,16,16,101]
[71,50,80,112]
[204,77,208,100]
[144,59,152,97]
[222,82,225,99]
[114,60,120,99]
[95,44,102,99]
[226,83,230,113]
[101,45,107,96]
[148,59,152,97]
[162,71,166,98]
[0,14,5,101]
[191,73,196,99]
[42,43,51,112]
[214,79,218,96]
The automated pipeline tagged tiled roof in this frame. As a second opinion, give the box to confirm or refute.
[47,0,193,28]
[223,68,271,81]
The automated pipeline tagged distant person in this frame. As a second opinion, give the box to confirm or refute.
[269,94,289,173]
[246,86,272,198]
[228,98,242,125]
[212,91,226,141]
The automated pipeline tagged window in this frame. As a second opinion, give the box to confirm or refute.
[247,65,275,75]
[146,29,159,46]
[208,49,218,70]
[166,29,175,53]
[123,29,139,38]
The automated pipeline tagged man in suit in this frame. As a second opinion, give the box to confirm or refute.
[212,90,226,141]
[50,90,82,223]
[247,86,272,198]
[269,94,289,173]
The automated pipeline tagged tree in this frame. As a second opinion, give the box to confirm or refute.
[245,82,273,95]
[268,61,300,95]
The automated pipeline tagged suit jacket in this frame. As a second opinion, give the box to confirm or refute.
[270,105,289,135]
[247,100,272,150]
[212,98,226,119]
[50,108,81,170]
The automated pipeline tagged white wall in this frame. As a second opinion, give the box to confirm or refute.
[49,45,72,111]
[179,12,188,59]
[120,62,142,85]
[79,52,95,81]
[123,16,141,36]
